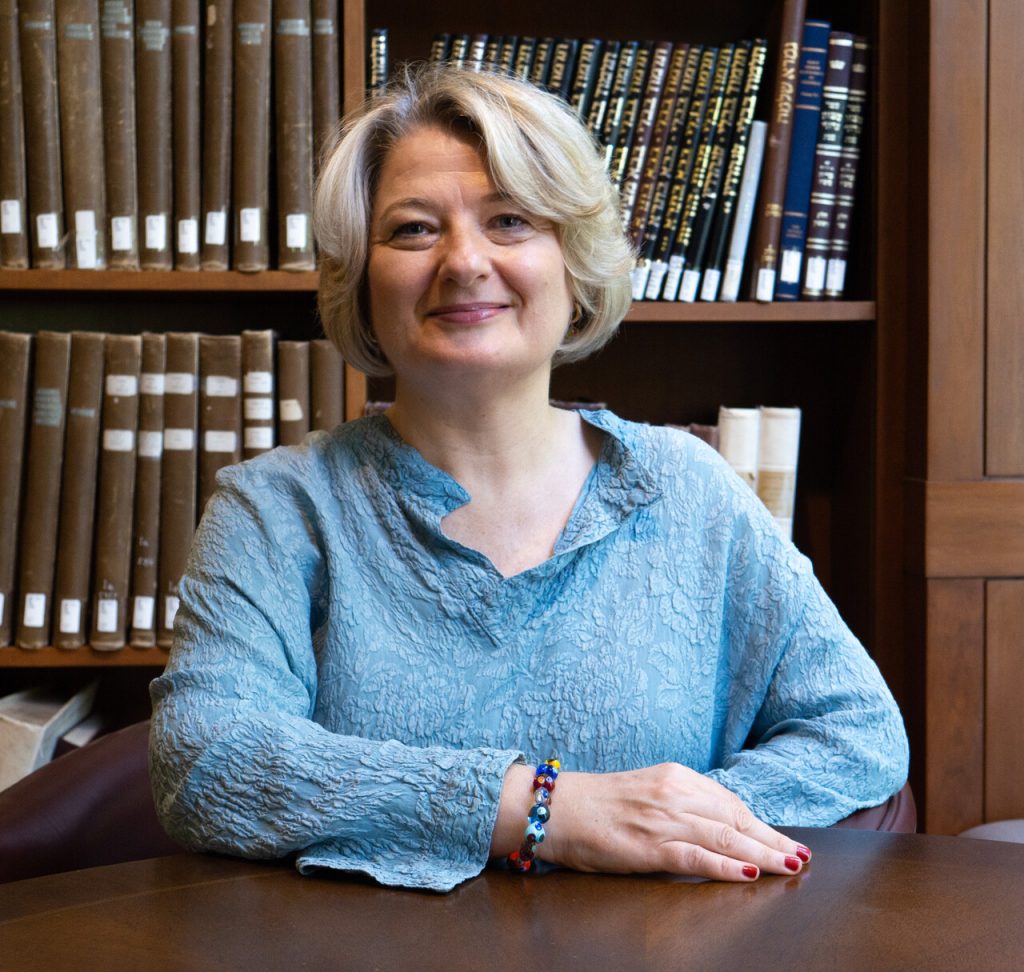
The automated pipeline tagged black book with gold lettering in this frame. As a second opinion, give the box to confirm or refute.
[546,38,578,101]
[584,39,620,144]
[567,37,602,121]
[606,40,652,191]
[598,39,638,165]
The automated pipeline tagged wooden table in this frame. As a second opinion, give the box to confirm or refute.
[2,828,1023,971]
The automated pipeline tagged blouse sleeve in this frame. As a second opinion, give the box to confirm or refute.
[148,462,523,892]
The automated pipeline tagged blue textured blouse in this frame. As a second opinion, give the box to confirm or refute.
[149,409,909,892]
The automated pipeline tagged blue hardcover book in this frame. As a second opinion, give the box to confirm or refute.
[774,19,831,300]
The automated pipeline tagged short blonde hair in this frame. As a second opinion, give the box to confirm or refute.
[314,64,635,377]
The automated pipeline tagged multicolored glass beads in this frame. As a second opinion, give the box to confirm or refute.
[507,757,559,875]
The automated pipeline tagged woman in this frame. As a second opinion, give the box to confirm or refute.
[150,66,909,892]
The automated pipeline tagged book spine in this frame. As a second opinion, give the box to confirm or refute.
[274,0,315,270]
[129,331,165,646]
[100,0,139,268]
[527,36,553,88]
[200,0,232,269]
[276,339,309,445]
[480,34,500,73]
[157,331,198,645]
[56,0,107,269]
[91,334,142,650]
[719,119,768,301]
[496,36,517,77]
[717,405,760,490]
[511,36,535,81]
[171,0,200,268]
[0,0,29,268]
[136,0,173,269]
[16,330,70,648]
[584,39,620,142]
[311,0,339,164]
[310,337,343,430]
[18,0,65,267]
[52,332,104,649]
[607,40,652,190]
[598,39,638,166]
[756,405,801,539]
[241,328,275,457]
[466,33,488,72]
[428,32,449,64]
[747,0,808,301]
[198,333,242,515]
[232,0,271,270]
[568,37,602,120]
[801,30,854,300]
[367,26,387,95]
[448,33,470,70]
[546,38,578,101]
[774,20,831,301]
[825,36,869,299]
[0,332,32,645]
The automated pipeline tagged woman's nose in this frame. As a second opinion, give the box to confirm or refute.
[438,225,490,286]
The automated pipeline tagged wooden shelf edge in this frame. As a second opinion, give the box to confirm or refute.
[0,269,319,293]
[0,645,170,667]
[624,300,876,323]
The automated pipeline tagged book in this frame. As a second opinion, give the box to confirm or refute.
[428,32,449,64]
[311,0,340,164]
[241,328,274,458]
[747,0,807,301]
[200,0,232,269]
[775,20,831,301]
[52,332,104,650]
[801,30,854,300]
[527,37,554,88]
[0,0,29,268]
[546,38,579,101]
[310,338,343,430]
[198,334,242,515]
[100,0,139,269]
[232,0,271,271]
[824,36,869,300]
[274,0,315,271]
[510,35,534,81]
[172,0,201,269]
[157,332,198,645]
[584,39,620,142]
[466,33,488,73]
[598,39,638,165]
[135,0,173,270]
[367,26,387,96]
[718,119,768,302]
[16,330,70,649]
[128,332,165,646]
[756,405,801,539]
[607,40,652,191]
[55,0,107,269]
[18,0,65,268]
[496,35,516,77]
[0,332,31,646]
[276,339,309,445]
[449,32,470,70]
[567,37,602,120]
[717,405,760,490]
[91,334,141,650]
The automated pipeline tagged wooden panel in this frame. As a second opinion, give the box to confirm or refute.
[925,480,1024,576]
[342,0,365,113]
[985,581,1024,819]
[925,579,984,834]
[985,0,1024,474]
[927,0,987,479]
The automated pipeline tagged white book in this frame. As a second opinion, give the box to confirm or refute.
[719,120,768,303]
[756,406,802,539]
[717,406,761,490]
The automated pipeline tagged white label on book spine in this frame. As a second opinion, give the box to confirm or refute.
[132,596,155,631]
[205,210,227,246]
[204,430,237,452]
[96,597,118,633]
[630,262,651,301]
[0,592,4,625]
[205,375,238,397]
[678,269,701,303]
[104,428,135,451]
[699,268,721,302]
[23,593,46,628]
[178,218,199,254]
[36,212,58,249]
[285,213,307,249]
[164,595,179,628]
[826,258,847,294]
[138,429,163,458]
[59,598,82,633]
[140,372,165,395]
[111,215,134,251]
[755,267,776,302]
[145,213,167,251]
[244,426,273,449]
[804,256,826,292]
[779,248,802,284]
[75,210,97,268]
[662,256,685,302]
[244,397,273,420]
[720,259,743,302]
[164,427,195,450]
[1,199,22,234]
[240,208,261,243]
[106,374,139,397]
[645,261,668,301]
[165,372,195,395]
[244,371,272,394]
[279,398,304,422]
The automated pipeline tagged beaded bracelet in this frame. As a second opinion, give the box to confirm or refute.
[507,758,560,873]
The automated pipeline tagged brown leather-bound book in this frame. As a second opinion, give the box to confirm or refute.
[242,329,274,458]
[56,0,107,269]
[135,0,172,270]
[18,0,66,268]
[52,332,105,650]
[91,334,141,650]
[276,339,309,445]
[0,332,32,646]
[100,0,139,268]
[1,0,30,268]
[232,0,271,271]
[157,331,197,646]
[310,0,338,166]
[128,332,164,646]
[15,330,70,649]
[200,0,232,269]
[198,334,241,515]
[172,0,200,269]
[310,338,343,430]
[274,0,315,270]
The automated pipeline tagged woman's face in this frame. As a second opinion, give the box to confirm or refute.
[366,125,574,387]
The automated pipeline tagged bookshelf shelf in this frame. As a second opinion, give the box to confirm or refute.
[625,300,875,323]
[0,646,169,668]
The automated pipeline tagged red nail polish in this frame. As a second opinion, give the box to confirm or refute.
[795,845,811,863]
[742,865,758,879]
[784,856,801,872]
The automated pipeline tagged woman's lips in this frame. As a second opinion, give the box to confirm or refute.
[427,303,508,324]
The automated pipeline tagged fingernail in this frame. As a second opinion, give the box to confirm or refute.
[795,845,811,863]
[742,865,759,879]
[784,856,801,872]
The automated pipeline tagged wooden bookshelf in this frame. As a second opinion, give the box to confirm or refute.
[0,646,169,668]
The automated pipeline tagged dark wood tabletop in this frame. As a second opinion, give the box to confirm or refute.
[2,828,1023,971]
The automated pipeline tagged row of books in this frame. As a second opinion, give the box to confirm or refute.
[0,0,342,272]
[0,329,345,652]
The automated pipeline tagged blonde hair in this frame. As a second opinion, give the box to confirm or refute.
[314,64,635,377]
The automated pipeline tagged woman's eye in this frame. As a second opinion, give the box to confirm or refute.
[495,214,528,230]
[393,221,431,238]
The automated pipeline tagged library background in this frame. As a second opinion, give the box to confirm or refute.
[0,0,1021,836]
